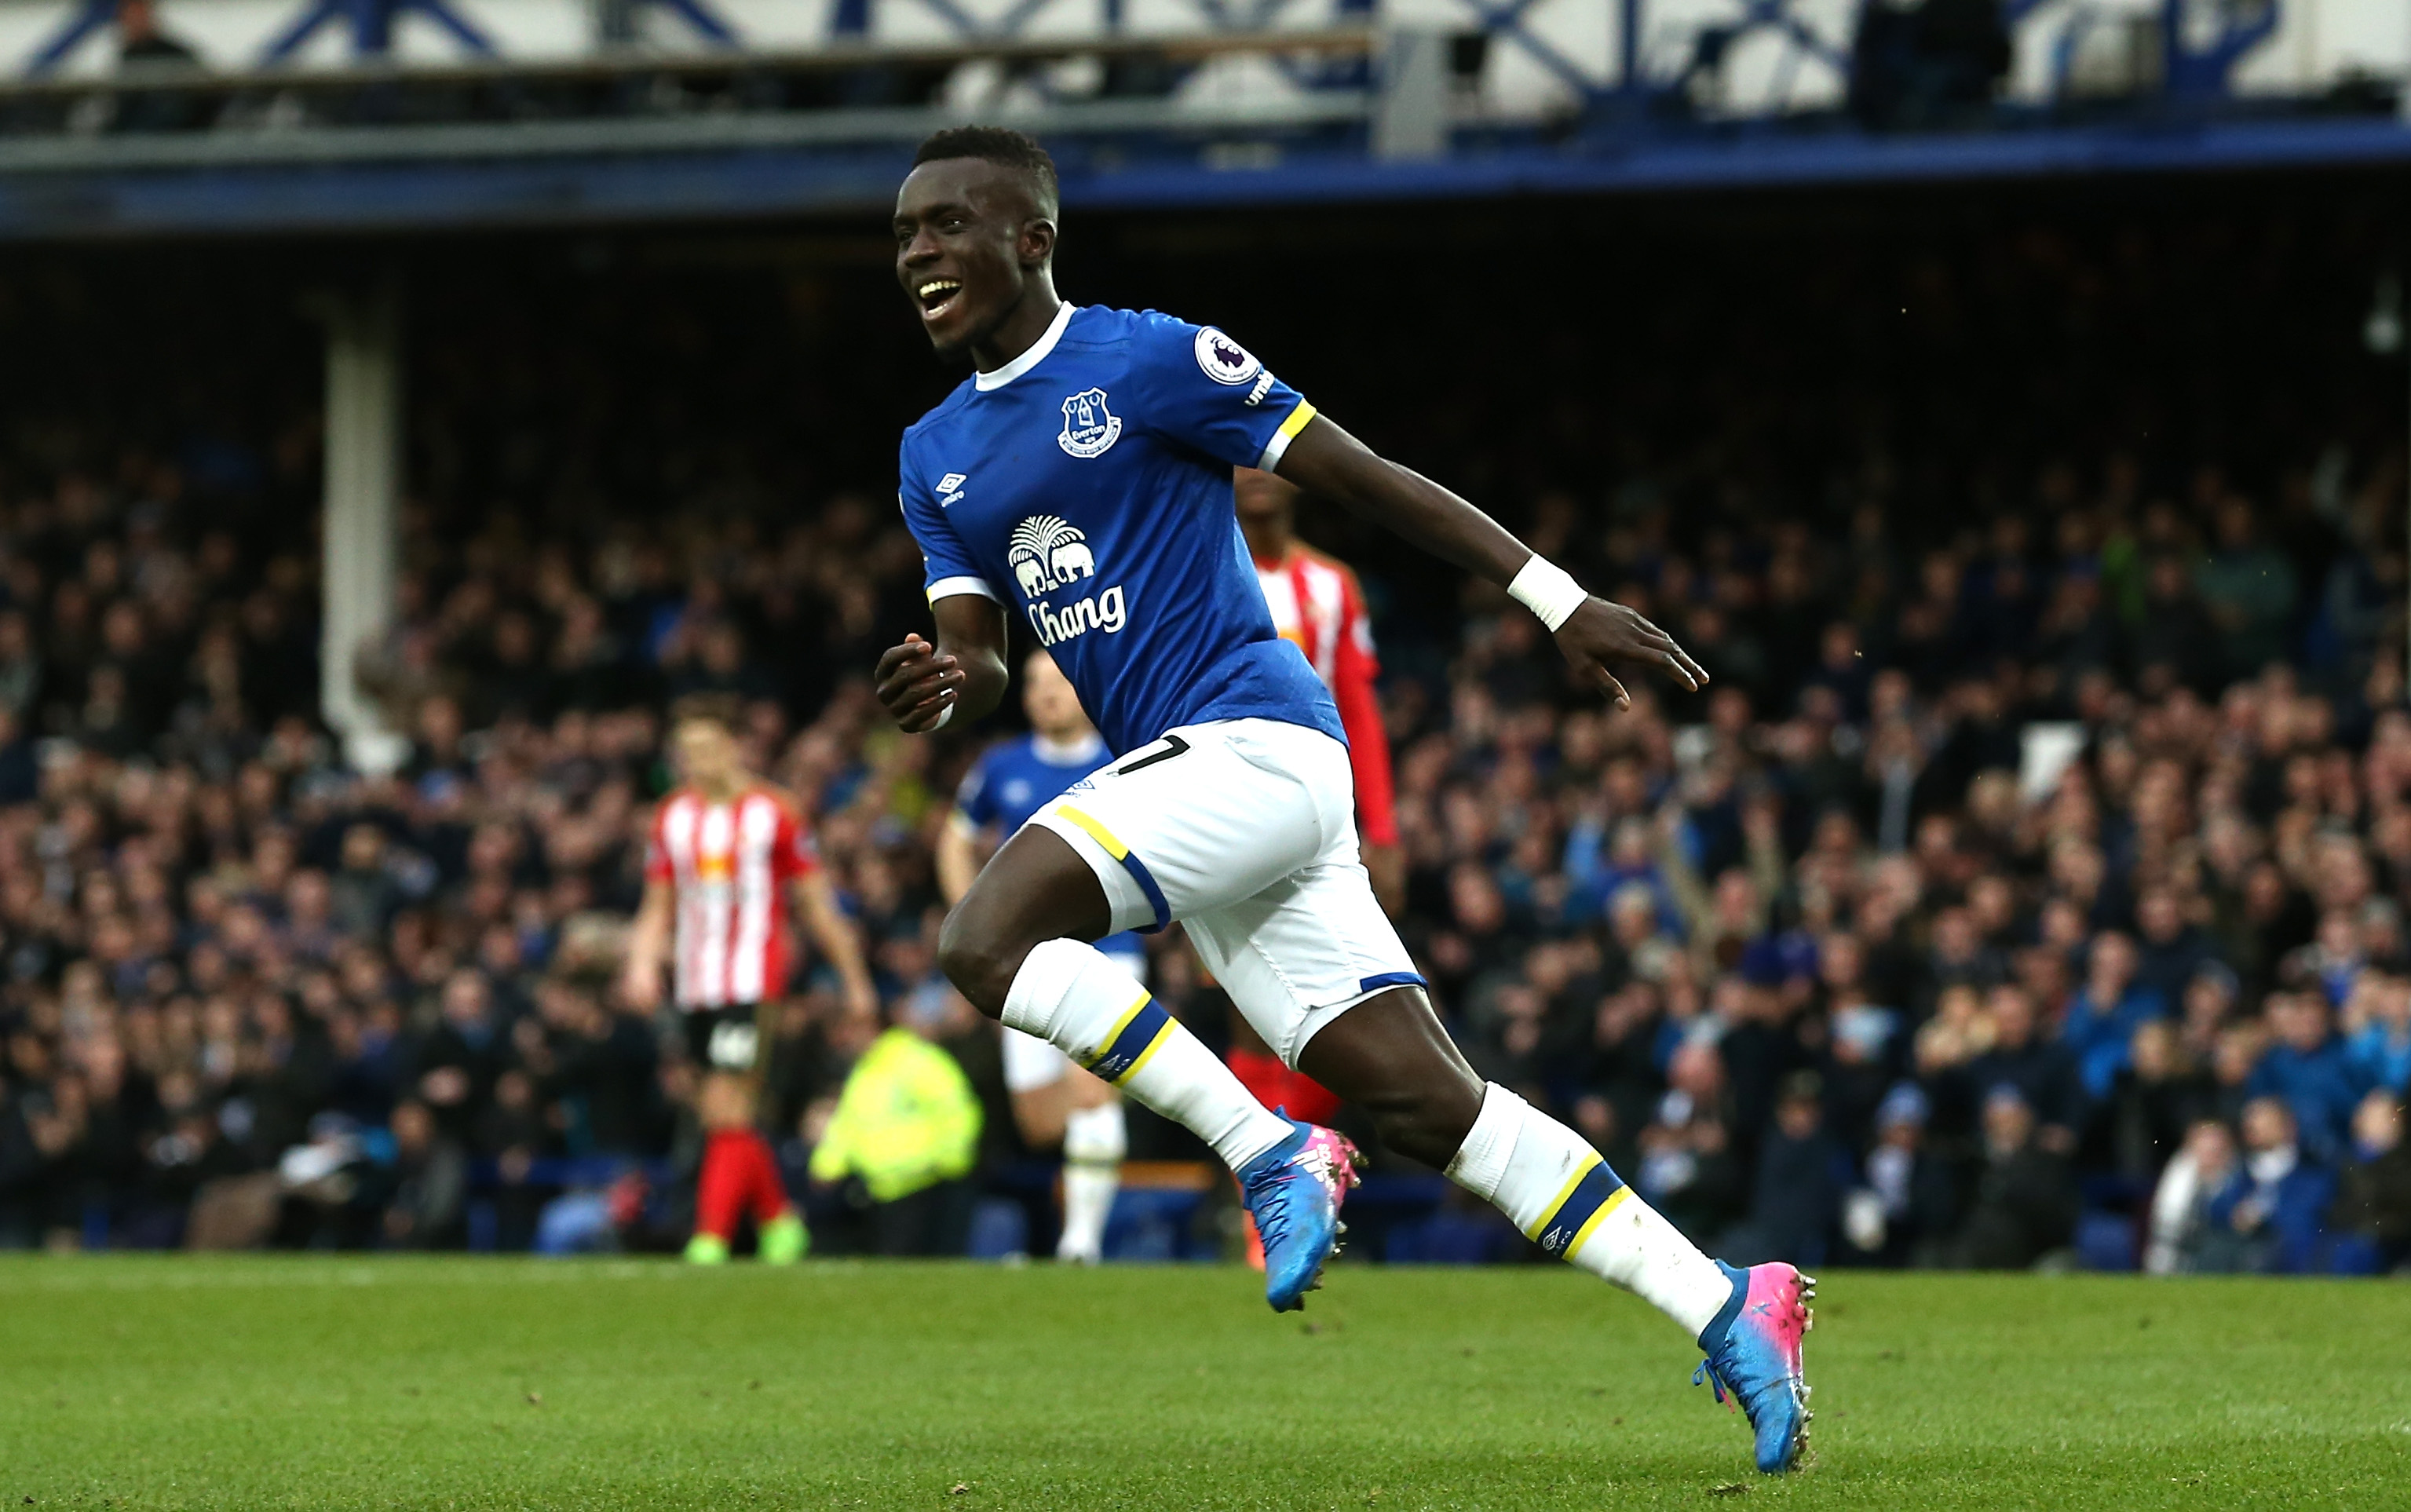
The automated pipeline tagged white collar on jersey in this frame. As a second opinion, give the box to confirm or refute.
[1032,729,1105,766]
[974,301,1078,393]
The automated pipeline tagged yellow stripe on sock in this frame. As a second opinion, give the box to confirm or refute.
[1561,1183,1632,1262]
[1054,804,1129,861]
[1079,988,1155,1072]
[1274,400,1318,444]
[1523,1152,1604,1241]
[1109,1018,1178,1087]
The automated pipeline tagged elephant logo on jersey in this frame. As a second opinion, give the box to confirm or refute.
[1010,514,1127,646]
[1058,388,1123,458]
[1007,516,1098,597]
[1194,327,1262,386]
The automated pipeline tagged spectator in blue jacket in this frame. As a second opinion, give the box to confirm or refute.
[1562,814,1680,935]
[2344,973,2411,1096]
[2246,992,2373,1165]
[2132,885,2218,1012]
[2207,1097,2336,1275]
[2062,932,2166,1102]
[2294,909,2365,1010]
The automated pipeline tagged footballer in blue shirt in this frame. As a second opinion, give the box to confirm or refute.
[875,128,1812,1474]
[937,649,1143,1265]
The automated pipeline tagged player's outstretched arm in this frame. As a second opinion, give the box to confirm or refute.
[1275,415,1707,710]
[875,593,1010,733]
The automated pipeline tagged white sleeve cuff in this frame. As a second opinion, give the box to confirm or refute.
[926,576,1001,604]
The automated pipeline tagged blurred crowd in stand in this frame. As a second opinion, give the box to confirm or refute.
[2,208,2409,1273]
[2,435,2406,1275]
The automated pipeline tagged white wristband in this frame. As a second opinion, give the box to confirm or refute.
[1507,554,1588,633]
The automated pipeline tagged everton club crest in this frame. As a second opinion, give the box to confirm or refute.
[1058,388,1123,458]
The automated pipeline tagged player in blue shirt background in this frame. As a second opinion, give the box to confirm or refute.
[936,649,1142,1265]
[875,127,1812,1475]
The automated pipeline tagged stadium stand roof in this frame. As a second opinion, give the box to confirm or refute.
[0,0,2403,237]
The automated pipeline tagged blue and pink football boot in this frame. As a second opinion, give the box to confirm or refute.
[1693,1260,1816,1473]
[1236,1115,1362,1312]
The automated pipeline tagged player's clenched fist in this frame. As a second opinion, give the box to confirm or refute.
[1553,598,1708,711]
[875,632,966,732]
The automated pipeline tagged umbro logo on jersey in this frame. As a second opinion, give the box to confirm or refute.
[937,472,968,506]
[1058,389,1123,458]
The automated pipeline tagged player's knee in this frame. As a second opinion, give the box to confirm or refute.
[697,1072,754,1130]
[936,906,1025,1017]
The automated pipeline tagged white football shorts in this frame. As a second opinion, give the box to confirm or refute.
[1001,943,1146,1094]
[1028,718,1423,1068]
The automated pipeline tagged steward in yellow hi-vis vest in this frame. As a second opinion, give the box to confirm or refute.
[809,1026,983,1204]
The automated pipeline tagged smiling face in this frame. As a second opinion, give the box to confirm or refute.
[893,157,1055,361]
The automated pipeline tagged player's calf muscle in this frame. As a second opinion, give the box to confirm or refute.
[1361,1086,1482,1170]
[1300,988,1484,1167]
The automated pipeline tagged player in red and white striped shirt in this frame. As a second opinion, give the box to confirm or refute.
[622,700,878,1265]
[1227,466,1402,1247]
[1237,466,1401,904]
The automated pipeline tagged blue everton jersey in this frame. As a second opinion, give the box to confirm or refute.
[957,730,1112,835]
[955,731,1142,957]
[898,303,1346,757]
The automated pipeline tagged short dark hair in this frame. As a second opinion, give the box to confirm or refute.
[669,693,743,735]
[912,126,1059,218]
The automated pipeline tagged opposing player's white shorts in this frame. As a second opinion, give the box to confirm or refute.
[1029,718,1422,1068]
[1001,944,1146,1094]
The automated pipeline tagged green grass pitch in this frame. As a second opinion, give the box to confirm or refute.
[0,1257,2401,1510]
